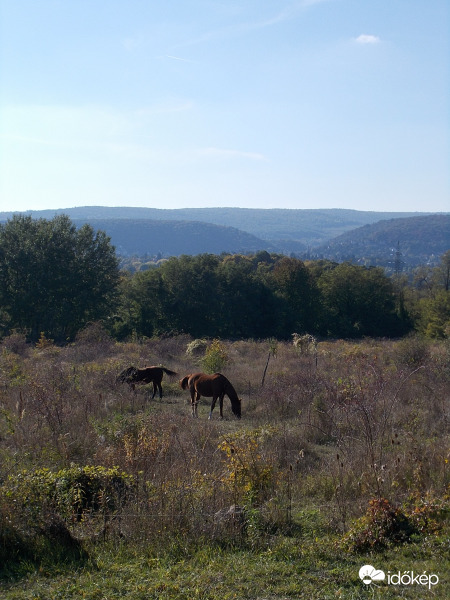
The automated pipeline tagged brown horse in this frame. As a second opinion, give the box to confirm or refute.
[117,366,177,399]
[180,372,241,419]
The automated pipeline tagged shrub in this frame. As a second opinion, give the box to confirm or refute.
[186,338,208,357]
[292,333,317,355]
[0,331,30,356]
[404,490,450,535]
[3,465,134,532]
[35,332,55,350]
[394,334,430,367]
[341,498,417,552]
[0,477,89,577]
[218,426,277,506]
[200,339,229,373]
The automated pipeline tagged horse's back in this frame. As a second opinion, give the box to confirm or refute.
[133,366,163,383]
[193,373,227,396]
[188,372,205,385]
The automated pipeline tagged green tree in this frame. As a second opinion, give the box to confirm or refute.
[107,270,165,340]
[217,255,278,338]
[0,215,119,341]
[271,257,320,336]
[118,253,281,340]
[317,263,403,337]
[436,250,450,292]
[160,254,222,337]
[417,290,450,339]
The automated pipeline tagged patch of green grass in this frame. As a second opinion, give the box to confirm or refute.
[1,525,448,600]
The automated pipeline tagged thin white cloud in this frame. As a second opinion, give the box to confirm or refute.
[355,34,381,44]
[258,0,332,27]
[166,54,192,63]
[179,0,331,48]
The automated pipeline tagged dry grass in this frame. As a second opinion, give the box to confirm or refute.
[0,330,448,577]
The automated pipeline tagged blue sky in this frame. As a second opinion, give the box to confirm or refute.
[0,0,448,213]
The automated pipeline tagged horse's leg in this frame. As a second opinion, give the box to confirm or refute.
[190,389,198,417]
[208,395,218,420]
[157,381,163,399]
[219,393,225,419]
[150,382,157,399]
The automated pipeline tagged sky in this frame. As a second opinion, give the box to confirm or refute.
[0,0,448,213]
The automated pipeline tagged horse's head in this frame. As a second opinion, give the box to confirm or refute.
[232,397,242,419]
[179,375,191,390]
[116,366,138,384]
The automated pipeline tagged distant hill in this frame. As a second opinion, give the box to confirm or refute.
[310,215,450,269]
[0,206,437,248]
[0,207,447,265]
[69,218,277,257]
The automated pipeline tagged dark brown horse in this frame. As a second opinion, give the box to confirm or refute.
[117,366,177,399]
[180,372,241,419]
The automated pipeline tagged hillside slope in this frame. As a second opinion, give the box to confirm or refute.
[311,215,450,268]
[0,206,437,247]
[1,207,446,264]
[71,218,277,256]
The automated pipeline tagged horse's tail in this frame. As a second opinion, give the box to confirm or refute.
[224,378,242,418]
[162,367,178,377]
[180,375,190,390]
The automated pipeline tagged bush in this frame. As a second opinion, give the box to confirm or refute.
[186,338,209,357]
[0,331,30,356]
[200,339,229,373]
[0,489,88,578]
[3,466,134,535]
[341,498,418,552]
[394,334,430,367]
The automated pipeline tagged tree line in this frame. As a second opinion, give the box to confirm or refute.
[0,215,448,343]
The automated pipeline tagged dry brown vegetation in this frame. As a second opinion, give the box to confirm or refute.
[0,326,448,571]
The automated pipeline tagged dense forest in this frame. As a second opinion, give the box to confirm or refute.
[0,215,449,343]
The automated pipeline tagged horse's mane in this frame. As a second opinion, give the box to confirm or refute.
[222,377,241,418]
[180,374,192,390]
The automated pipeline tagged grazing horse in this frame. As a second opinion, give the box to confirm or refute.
[180,372,241,419]
[117,366,177,399]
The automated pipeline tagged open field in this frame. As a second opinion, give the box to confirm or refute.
[1,329,449,598]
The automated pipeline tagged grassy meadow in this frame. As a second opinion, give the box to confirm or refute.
[0,328,449,599]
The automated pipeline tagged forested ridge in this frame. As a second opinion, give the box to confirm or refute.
[72,217,277,257]
[312,214,450,268]
[0,215,449,343]
[1,207,445,263]
[0,206,431,245]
